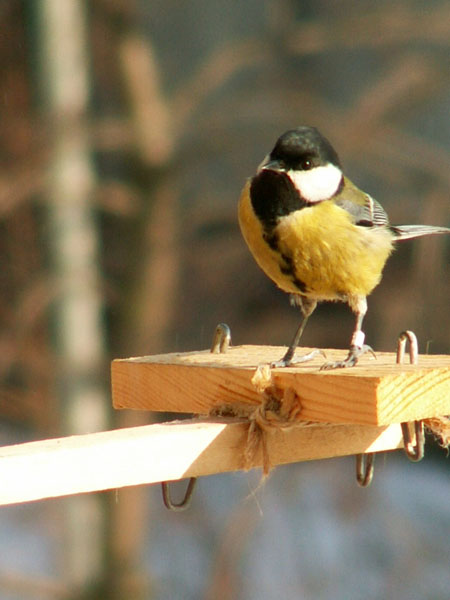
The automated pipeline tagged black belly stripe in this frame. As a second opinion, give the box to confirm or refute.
[263,229,308,293]
[263,232,279,251]
[280,252,308,292]
[250,169,308,231]
[251,169,310,293]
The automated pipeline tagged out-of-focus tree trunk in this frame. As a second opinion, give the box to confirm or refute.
[103,33,178,600]
[36,0,110,595]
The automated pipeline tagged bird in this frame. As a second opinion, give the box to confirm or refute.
[238,126,450,369]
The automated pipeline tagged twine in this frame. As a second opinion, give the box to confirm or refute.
[211,364,450,477]
[424,416,450,450]
[244,365,305,476]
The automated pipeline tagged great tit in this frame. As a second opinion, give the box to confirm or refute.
[238,126,450,369]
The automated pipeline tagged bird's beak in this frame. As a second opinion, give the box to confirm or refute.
[257,156,285,174]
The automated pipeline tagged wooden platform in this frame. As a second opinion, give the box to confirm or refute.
[0,344,446,506]
[0,419,403,506]
[112,345,450,426]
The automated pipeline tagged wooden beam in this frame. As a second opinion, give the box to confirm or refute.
[0,419,402,506]
[112,345,450,425]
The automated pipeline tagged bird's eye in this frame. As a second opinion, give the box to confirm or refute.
[300,158,313,170]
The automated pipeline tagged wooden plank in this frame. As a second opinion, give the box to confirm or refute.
[0,419,403,506]
[111,345,450,425]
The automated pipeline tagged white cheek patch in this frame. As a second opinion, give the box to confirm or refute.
[287,163,342,203]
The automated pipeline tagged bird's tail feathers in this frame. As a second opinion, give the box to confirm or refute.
[391,224,450,241]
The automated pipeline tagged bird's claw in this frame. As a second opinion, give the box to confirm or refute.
[319,344,374,370]
[270,348,325,368]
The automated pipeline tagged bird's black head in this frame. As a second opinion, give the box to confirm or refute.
[269,126,342,171]
[256,127,343,205]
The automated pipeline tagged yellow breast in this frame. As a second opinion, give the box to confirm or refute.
[238,180,394,300]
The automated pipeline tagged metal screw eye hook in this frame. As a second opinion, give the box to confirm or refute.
[160,324,231,511]
[356,452,375,487]
[396,330,424,462]
[211,323,231,353]
[396,330,418,365]
[161,478,197,512]
[401,421,425,462]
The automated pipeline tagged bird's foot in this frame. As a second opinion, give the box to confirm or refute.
[319,344,375,370]
[270,349,324,368]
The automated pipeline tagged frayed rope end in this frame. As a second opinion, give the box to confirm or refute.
[243,365,303,476]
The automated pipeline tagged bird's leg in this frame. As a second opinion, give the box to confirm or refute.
[320,297,373,370]
[271,297,318,367]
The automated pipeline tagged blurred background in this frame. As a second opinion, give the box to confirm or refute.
[0,0,449,599]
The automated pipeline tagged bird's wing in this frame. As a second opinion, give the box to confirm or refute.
[334,179,389,228]
[333,179,449,239]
